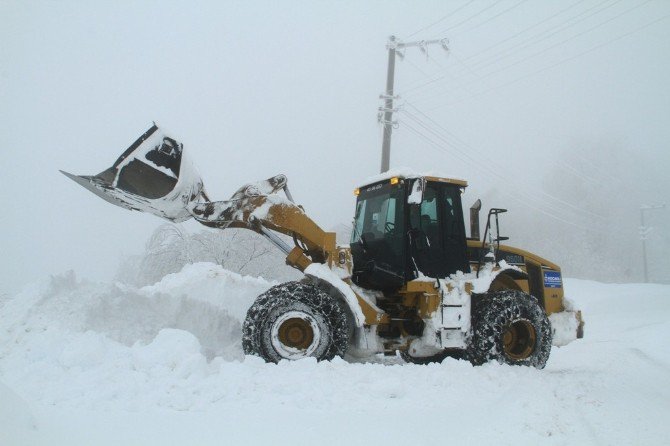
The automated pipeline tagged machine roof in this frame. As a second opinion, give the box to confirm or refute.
[359,168,468,188]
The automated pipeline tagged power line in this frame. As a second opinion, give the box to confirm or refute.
[452,0,530,37]
[405,0,476,39]
[399,0,597,94]
[399,118,601,232]
[403,55,432,77]
[401,102,608,222]
[416,11,670,112]
[424,0,540,92]
[400,0,617,96]
[556,160,603,187]
[462,0,588,62]
[404,1,630,101]
[467,0,623,71]
[399,108,607,227]
[408,4,667,109]
[397,51,478,107]
[472,0,651,76]
[438,0,503,34]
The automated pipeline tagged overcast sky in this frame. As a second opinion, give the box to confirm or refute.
[2,0,669,293]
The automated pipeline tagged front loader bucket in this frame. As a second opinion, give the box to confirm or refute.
[61,124,204,222]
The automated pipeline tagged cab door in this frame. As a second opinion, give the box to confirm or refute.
[409,182,469,278]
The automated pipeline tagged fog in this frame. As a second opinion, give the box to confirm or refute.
[2,0,669,294]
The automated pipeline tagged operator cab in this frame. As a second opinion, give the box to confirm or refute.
[350,174,470,291]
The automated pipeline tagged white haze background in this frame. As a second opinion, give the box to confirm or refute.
[1,0,669,294]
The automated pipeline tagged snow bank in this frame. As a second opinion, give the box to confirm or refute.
[1,270,669,445]
[0,380,38,444]
[0,263,273,411]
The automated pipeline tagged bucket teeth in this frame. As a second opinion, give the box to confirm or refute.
[60,170,139,211]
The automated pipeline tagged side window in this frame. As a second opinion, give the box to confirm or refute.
[445,196,454,216]
[420,185,438,228]
[442,187,462,240]
[386,197,396,226]
[419,185,439,245]
[351,200,366,243]
[375,197,396,233]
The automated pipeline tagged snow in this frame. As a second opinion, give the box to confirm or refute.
[304,263,366,326]
[1,268,669,445]
[549,311,580,346]
[407,176,424,204]
[112,126,178,181]
[0,380,37,439]
[249,193,294,221]
[360,166,466,187]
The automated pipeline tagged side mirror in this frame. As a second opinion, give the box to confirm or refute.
[408,178,425,204]
[470,199,482,240]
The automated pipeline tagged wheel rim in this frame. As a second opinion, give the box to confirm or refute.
[271,311,321,359]
[502,319,537,360]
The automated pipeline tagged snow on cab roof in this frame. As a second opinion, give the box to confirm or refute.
[359,167,467,188]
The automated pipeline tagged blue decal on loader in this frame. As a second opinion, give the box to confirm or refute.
[544,271,562,288]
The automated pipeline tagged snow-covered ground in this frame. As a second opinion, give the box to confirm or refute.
[1,264,669,445]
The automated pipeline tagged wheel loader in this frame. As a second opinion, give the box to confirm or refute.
[62,124,584,367]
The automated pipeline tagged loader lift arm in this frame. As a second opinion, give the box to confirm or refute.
[188,174,338,272]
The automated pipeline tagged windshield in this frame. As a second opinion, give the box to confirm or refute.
[351,183,403,244]
[350,181,407,289]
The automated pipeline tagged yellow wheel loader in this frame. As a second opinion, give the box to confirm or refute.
[62,124,584,368]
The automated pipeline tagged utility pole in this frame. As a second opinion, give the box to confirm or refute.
[639,204,665,282]
[379,35,448,173]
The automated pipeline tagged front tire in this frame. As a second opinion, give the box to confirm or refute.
[242,282,350,363]
[468,290,552,369]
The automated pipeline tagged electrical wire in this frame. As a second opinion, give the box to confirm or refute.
[416,11,670,112]
[462,0,587,62]
[472,0,651,76]
[403,55,432,78]
[396,51,477,108]
[398,118,602,232]
[467,0,623,71]
[404,0,476,39]
[452,0,530,37]
[400,102,608,222]
[438,1,503,34]
[399,0,616,97]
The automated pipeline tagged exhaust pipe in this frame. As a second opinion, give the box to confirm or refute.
[470,199,481,240]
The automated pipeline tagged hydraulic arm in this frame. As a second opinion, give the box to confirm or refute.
[189,174,337,270]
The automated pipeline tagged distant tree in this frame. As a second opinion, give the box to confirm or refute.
[331,222,353,245]
[490,139,668,282]
[115,224,300,286]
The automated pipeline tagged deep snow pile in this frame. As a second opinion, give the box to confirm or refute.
[1,265,669,445]
[0,263,275,415]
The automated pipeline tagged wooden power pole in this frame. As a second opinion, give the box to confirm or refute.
[379,35,448,173]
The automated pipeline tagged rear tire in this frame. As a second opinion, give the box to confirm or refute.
[468,290,552,369]
[242,282,350,363]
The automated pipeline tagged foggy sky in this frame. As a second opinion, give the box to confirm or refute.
[2,0,669,294]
